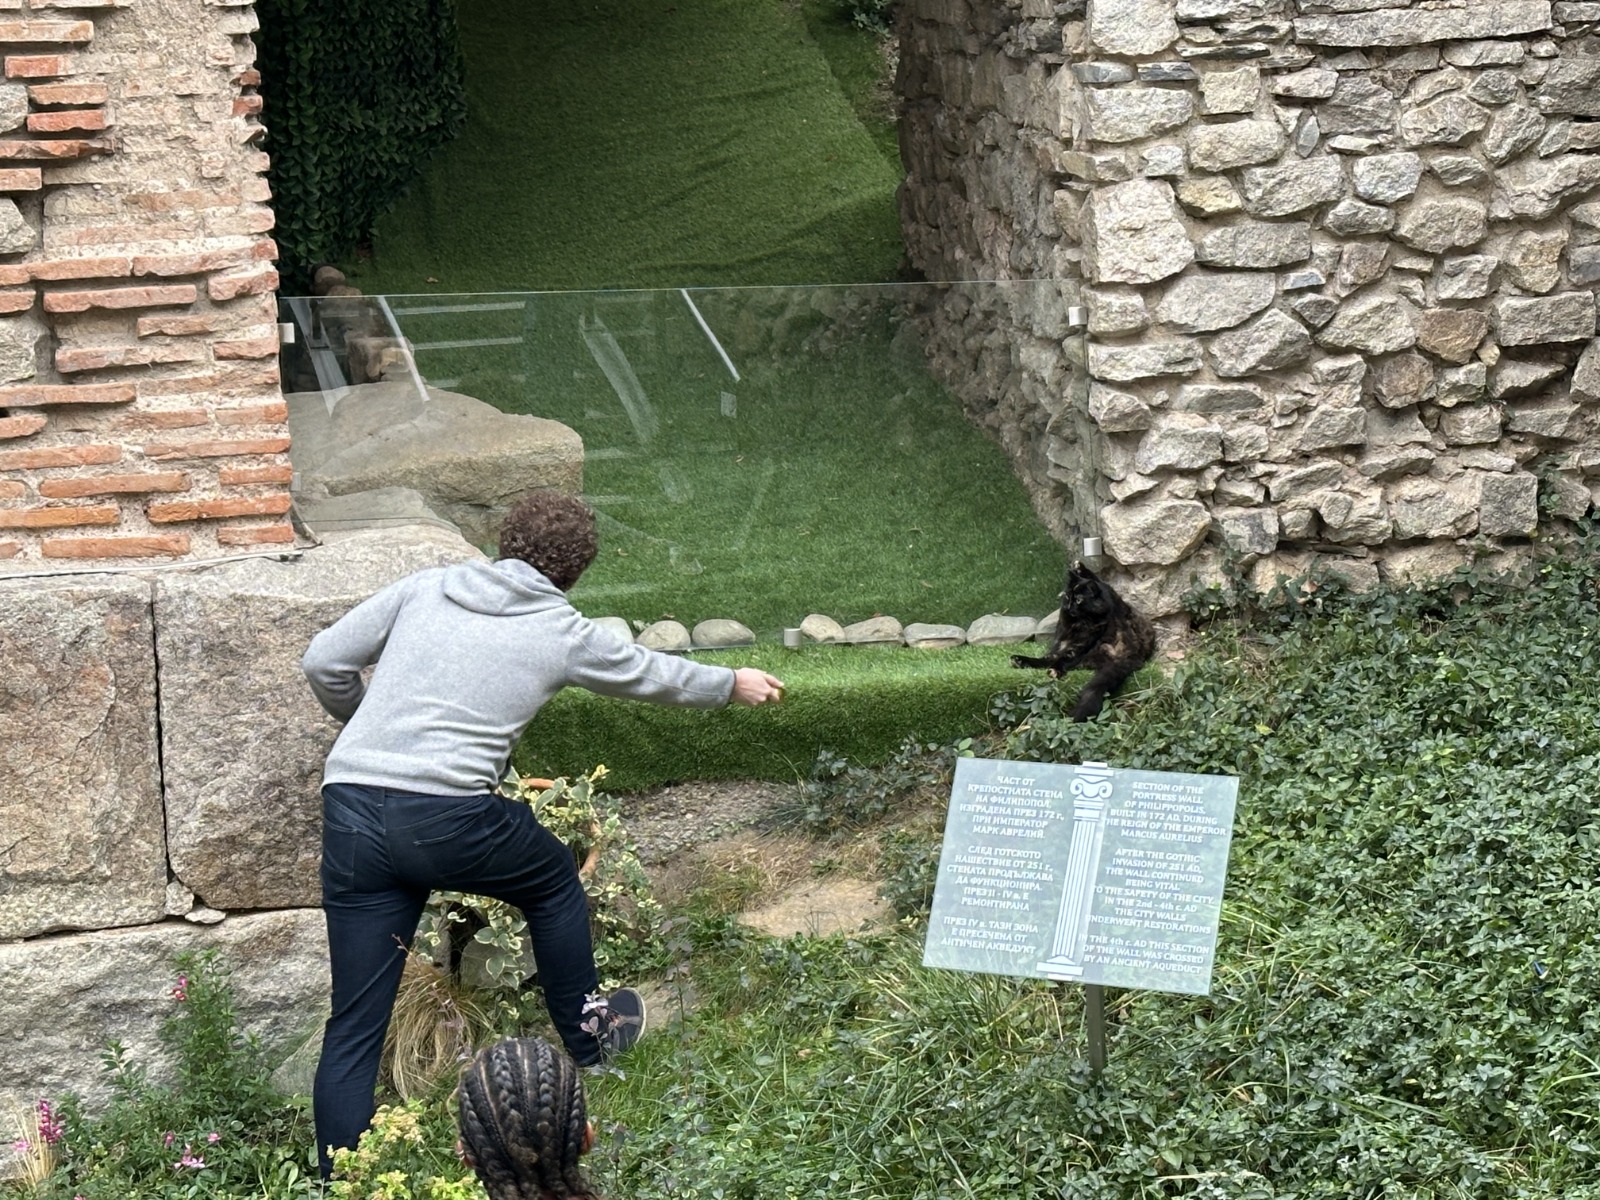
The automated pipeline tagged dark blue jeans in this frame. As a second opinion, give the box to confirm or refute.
[312,782,599,1177]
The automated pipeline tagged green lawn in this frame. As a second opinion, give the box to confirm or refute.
[519,644,1041,791]
[343,0,906,293]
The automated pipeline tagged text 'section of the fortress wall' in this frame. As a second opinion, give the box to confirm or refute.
[0,0,286,570]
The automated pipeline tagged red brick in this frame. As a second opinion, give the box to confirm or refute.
[216,400,288,425]
[4,55,70,78]
[0,539,19,558]
[0,502,117,528]
[242,177,272,204]
[148,491,291,523]
[43,533,189,559]
[132,246,254,276]
[208,265,277,302]
[217,521,293,546]
[0,442,117,469]
[142,436,290,461]
[0,21,93,41]
[137,364,279,396]
[44,284,197,313]
[137,313,220,337]
[39,471,187,498]
[26,107,103,132]
[235,69,261,89]
[0,138,104,159]
[0,480,24,499]
[128,188,241,214]
[232,95,262,118]
[27,82,107,106]
[110,407,208,431]
[0,288,34,312]
[0,382,135,406]
[0,412,46,439]
[0,167,41,190]
[30,256,131,280]
[219,463,292,486]
[55,343,204,371]
[204,207,275,237]
[0,266,28,286]
[213,335,277,360]
[55,345,149,372]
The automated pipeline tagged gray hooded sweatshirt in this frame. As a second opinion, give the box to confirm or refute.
[302,558,736,796]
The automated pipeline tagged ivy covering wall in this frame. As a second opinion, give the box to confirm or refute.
[254,0,467,291]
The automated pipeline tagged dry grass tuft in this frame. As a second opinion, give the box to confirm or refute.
[381,956,497,1101]
[4,1101,58,1191]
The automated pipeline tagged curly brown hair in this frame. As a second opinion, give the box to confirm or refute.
[497,491,598,591]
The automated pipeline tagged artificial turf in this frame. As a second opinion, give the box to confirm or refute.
[342,0,907,294]
[516,644,1033,792]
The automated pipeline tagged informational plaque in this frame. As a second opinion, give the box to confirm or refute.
[923,758,1238,995]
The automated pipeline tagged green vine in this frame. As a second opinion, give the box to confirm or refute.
[253,0,467,291]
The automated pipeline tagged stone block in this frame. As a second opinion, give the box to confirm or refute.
[1477,471,1540,536]
[1492,155,1600,221]
[1317,295,1417,354]
[1320,74,1397,135]
[1101,498,1212,566]
[1323,198,1395,235]
[1088,339,1203,381]
[1088,383,1154,432]
[0,311,44,384]
[1503,229,1567,294]
[1200,66,1260,114]
[1429,154,1490,187]
[1293,3,1552,48]
[1400,95,1492,147]
[1534,57,1600,117]
[1176,175,1243,216]
[1379,542,1470,587]
[0,577,165,940]
[1187,118,1286,172]
[1134,413,1224,473]
[1155,271,1275,333]
[0,910,328,1112]
[1084,179,1195,285]
[1088,0,1179,55]
[1388,478,1479,539]
[1196,220,1311,268]
[1210,309,1314,376]
[1494,292,1596,346]
[1415,309,1490,364]
[1439,404,1503,445]
[1492,360,1566,400]
[287,382,585,547]
[1352,152,1423,204]
[1087,288,1150,335]
[1483,103,1546,164]
[1240,157,1346,217]
[1375,353,1435,408]
[1504,396,1580,436]
[1214,506,1278,556]
[155,526,485,910]
[1084,87,1194,143]
[966,614,1040,646]
[1434,255,1499,300]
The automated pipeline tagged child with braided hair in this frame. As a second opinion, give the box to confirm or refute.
[457,1036,601,1200]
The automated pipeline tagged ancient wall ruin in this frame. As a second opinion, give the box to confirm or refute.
[901,0,1600,616]
[0,0,286,570]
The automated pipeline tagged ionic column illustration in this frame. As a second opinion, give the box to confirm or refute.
[1037,762,1113,979]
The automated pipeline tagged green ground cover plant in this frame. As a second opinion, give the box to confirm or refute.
[344,0,905,294]
[519,645,1029,792]
[395,284,1064,635]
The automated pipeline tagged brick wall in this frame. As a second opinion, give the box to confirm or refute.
[0,0,286,571]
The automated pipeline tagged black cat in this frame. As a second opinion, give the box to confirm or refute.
[1010,562,1155,722]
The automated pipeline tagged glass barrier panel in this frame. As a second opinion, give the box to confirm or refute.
[278,282,1084,639]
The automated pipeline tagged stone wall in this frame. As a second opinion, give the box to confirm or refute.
[0,0,288,570]
[0,525,481,1113]
[901,0,1600,616]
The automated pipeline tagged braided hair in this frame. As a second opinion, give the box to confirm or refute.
[457,1037,599,1200]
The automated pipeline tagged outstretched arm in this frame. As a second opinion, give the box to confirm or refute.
[301,576,413,722]
[730,668,785,706]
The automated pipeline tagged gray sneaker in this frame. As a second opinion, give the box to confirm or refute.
[580,988,647,1065]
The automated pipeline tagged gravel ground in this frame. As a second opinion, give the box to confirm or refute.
[617,778,807,866]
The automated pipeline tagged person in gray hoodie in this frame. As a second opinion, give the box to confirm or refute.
[301,490,783,1176]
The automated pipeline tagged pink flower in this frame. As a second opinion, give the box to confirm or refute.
[174,1145,206,1170]
[170,974,188,1003]
[163,1131,175,1147]
[11,1139,29,1153]
[206,1132,220,1144]
[36,1099,64,1146]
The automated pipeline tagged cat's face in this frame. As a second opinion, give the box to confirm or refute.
[1062,562,1110,619]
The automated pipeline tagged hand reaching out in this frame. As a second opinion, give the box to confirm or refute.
[731,668,786,706]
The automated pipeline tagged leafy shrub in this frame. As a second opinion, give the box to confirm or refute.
[254,0,467,289]
[32,953,320,1199]
[833,0,896,36]
[327,1102,481,1200]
